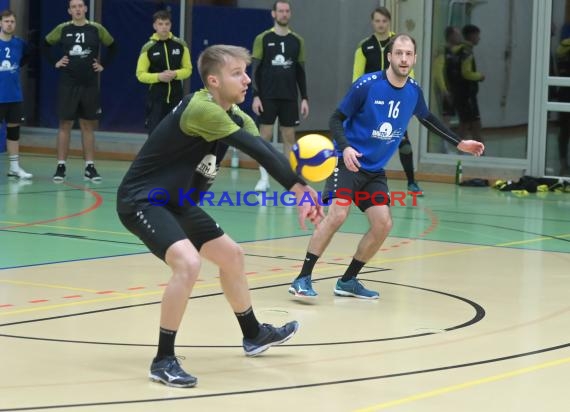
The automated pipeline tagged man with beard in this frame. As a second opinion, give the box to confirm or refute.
[353,7,424,195]
[251,0,309,192]
[288,35,485,299]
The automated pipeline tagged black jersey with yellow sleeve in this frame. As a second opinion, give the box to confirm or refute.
[117,89,261,211]
[45,21,114,85]
[448,43,483,96]
[251,29,307,100]
[136,32,192,104]
[353,33,392,81]
[352,32,416,82]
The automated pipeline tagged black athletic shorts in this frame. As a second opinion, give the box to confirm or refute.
[323,162,390,212]
[0,102,24,124]
[257,98,300,127]
[58,82,101,121]
[118,205,225,261]
[453,94,480,123]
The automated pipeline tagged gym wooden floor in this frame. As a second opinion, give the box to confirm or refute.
[1,155,569,411]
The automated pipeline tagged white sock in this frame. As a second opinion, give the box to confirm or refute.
[259,166,269,182]
[9,155,19,171]
[86,161,94,167]
[58,160,66,165]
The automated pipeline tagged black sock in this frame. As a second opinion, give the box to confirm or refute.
[399,151,415,184]
[156,327,177,361]
[297,252,319,279]
[235,307,260,339]
[341,258,365,282]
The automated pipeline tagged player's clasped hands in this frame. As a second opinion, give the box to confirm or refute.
[158,70,177,82]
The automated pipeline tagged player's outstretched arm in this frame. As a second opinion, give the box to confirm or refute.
[418,112,485,156]
[224,130,323,228]
[457,140,485,156]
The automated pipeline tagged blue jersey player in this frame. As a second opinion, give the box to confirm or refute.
[0,9,31,179]
[289,34,484,299]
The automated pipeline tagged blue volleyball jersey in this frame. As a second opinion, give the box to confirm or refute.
[0,36,26,103]
[338,70,430,172]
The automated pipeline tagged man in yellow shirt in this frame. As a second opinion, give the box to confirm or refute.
[136,10,191,134]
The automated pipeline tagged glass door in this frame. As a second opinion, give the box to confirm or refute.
[426,0,531,161]
[544,0,570,177]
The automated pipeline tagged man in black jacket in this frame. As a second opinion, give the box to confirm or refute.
[136,10,192,134]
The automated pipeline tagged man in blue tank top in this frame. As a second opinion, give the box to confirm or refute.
[289,34,484,299]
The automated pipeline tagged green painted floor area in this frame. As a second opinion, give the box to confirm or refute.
[1,154,570,269]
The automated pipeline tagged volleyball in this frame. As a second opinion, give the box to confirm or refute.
[289,134,337,182]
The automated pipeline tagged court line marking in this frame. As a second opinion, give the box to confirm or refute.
[0,198,567,312]
[0,279,118,294]
[366,234,570,265]
[0,222,133,236]
[0,344,567,411]
[353,356,570,411]
[2,232,569,316]
[0,182,103,231]
[0,266,339,316]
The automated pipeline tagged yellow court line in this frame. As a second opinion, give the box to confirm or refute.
[243,243,310,253]
[246,231,570,267]
[500,234,570,245]
[0,272,304,316]
[0,286,177,316]
[353,356,570,411]
[245,239,488,259]
[2,232,569,317]
[0,221,135,237]
[0,279,113,294]
[367,233,570,265]
[367,245,492,265]
[0,294,161,316]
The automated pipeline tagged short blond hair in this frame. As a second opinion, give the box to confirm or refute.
[198,45,251,86]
